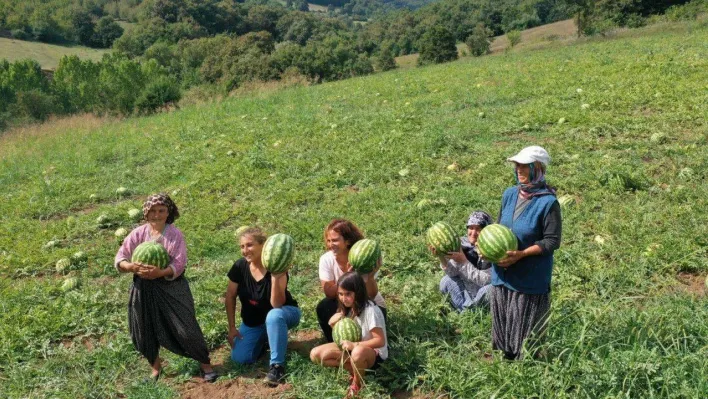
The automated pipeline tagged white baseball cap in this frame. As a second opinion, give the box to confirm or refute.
[507,146,550,166]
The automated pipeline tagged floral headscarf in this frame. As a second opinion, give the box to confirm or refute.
[142,193,180,224]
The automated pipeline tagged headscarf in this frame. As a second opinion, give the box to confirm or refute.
[142,193,180,224]
[466,210,492,228]
[515,162,556,200]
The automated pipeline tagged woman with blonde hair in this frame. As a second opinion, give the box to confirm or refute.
[225,227,301,386]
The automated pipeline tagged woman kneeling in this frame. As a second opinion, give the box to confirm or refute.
[225,227,301,386]
[310,272,388,398]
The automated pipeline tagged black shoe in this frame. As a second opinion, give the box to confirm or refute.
[264,364,285,386]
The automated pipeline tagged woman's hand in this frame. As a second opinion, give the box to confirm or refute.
[328,312,344,327]
[271,272,288,281]
[228,326,242,348]
[447,249,467,264]
[344,262,354,273]
[340,340,356,352]
[497,250,525,268]
[136,264,165,280]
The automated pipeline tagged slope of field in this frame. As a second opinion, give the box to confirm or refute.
[0,37,109,69]
[395,19,578,68]
[1,20,707,399]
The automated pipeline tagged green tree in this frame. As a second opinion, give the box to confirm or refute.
[417,25,457,66]
[70,9,95,45]
[465,22,492,56]
[375,43,397,71]
[92,16,124,48]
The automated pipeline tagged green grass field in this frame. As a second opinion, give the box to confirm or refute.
[1,19,707,399]
[0,37,109,69]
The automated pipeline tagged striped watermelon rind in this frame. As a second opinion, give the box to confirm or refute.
[477,224,518,263]
[131,242,170,269]
[333,318,362,349]
[349,239,380,274]
[426,222,460,254]
[262,233,294,274]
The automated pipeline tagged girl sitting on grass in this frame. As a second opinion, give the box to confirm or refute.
[310,272,388,398]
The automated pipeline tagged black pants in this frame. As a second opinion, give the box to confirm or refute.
[316,296,388,342]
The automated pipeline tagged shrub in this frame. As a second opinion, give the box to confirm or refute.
[135,76,181,114]
[11,90,59,122]
[417,25,457,66]
[465,23,492,57]
[375,44,397,72]
[507,30,522,47]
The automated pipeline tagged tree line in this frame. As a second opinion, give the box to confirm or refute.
[1,0,705,131]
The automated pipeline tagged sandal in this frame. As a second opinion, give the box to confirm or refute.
[142,369,162,384]
[345,382,361,398]
[203,371,218,383]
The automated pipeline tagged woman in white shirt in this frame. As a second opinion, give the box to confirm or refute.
[317,219,386,342]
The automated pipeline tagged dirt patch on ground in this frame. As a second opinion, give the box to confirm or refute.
[674,272,706,296]
[178,330,324,399]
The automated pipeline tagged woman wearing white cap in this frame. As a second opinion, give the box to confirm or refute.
[489,145,561,360]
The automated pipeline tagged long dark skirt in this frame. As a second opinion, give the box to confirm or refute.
[490,285,550,360]
[128,276,210,365]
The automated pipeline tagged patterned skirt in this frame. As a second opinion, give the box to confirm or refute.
[490,285,550,360]
[128,276,211,365]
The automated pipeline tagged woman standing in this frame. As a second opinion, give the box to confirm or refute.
[491,146,561,360]
[316,219,386,342]
[115,193,217,382]
[225,227,301,386]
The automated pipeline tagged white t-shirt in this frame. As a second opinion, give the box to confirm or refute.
[318,251,386,308]
[354,301,389,360]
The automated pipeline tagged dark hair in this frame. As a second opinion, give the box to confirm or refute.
[336,272,370,317]
[324,219,364,250]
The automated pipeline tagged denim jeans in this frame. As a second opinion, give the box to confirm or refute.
[231,306,301,366]
[440,275,491,312]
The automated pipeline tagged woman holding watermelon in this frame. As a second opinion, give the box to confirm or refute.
[316,219,386,343]
[487,146,562,360]
[432,210,494,312]
[114,193,217,383]
[224,227,300,386]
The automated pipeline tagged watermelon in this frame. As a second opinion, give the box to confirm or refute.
[477,224,517,263]
[56,258,71,274]
[131,242,170,269]
[61,277,80,292]
[426,222,460,254]
[558,194,575,208]
[128,208,142,222]
[333,318,362,349]
[72,251,87,263]
[234,225,250,237]
[349,239,380,274]
[115,228,128,242]
[116,187,130,196]
[261,234,294,274]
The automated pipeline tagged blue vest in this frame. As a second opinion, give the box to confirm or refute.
[491,186,556,294]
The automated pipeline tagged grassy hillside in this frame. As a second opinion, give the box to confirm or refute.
[0,37,109,69]
[1,20,706,399]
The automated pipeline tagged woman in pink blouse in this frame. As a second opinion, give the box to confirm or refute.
[115,193,217,383]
